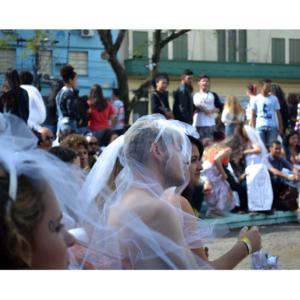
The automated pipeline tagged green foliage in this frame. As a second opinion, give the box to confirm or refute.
[0,30,56,59]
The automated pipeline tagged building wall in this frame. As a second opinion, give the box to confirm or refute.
[0,29,119,97]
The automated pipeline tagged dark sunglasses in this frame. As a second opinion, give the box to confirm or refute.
[88,142,98,147]
[44,136,54,141]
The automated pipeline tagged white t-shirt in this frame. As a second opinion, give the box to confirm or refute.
[251,94,280,128]
[221,108,244,126]
[21,85,46,130]
[193,92,216,127]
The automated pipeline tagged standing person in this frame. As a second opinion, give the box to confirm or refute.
[151,72,174,120]
[19,70,46,130]
[60,134,89,170]
[250,78,283,149]
[38,127,54,150]
[112,88,125,135]
[0,68,29,123]
[287,93,298,130]
[74,91,91,135]
[173,69,194,125]
[56,65,82,135]
[87,84,115,142]
[221,95,245,137]
[193,74,223,140]
[262,140,299,211]
[270,83,289,134]
[43,79,64,137]
[245,84,257,125]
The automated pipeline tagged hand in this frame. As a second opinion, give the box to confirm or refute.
[293,177,299,183]
[240,174,248,181]
[238,226,262,254]
[278,127,283,136]
[222,174,228,181]
[197,103,205,111]
[165,111,174,119]
[205,108,212,115]
[202,180,213,195]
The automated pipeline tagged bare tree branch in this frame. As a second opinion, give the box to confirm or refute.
[160,30,190,48]
[113,30,126,53]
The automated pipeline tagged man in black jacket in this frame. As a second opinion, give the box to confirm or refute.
[173,69,194,125]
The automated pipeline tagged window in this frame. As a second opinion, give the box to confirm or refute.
[238,30,247,62]
[272,38,285,64]
[152,32,168,59]
[228,30,237,62]
[173,34,188,60]
[289,39,300,64]
[39,50,52,74]
[217,30,226,62]
[133,31,148,58]
[69,51,88,75]
[0,49,16,73]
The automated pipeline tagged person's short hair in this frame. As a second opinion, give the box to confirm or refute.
[198,74,210,81]
[19,70,34,85]
[60,134,89,150]
[261,78,272,85]
[182,69,194,77]
[60,128,77,142]
[48,146,78,163]
[112,89,120,97]
[270,140,281,147]
[212,130,225,142]
[60,65,76,84]
[151,72,169,89]
[202,138,214,148]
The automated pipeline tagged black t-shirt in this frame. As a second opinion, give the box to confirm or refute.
[151,90,170,115]
[44,103,57,125]
[0,88,29,123]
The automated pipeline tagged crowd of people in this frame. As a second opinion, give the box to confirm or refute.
[0,63,299,270]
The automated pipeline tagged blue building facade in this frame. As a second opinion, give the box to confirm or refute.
[0,29,119,97]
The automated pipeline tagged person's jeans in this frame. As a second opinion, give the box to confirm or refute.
[237,179,248,211]
[196,125,215,141]
[269,173,285,209]
[225,123,236,138]
[58,118,78,135]
[256,126,277,146]
[43,124,57,137]
[77,127,88,135]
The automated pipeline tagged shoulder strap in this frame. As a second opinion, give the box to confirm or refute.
[153,92,165,110]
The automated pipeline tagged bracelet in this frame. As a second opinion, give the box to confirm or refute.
[287,175,290,180]
[238,236,252,255]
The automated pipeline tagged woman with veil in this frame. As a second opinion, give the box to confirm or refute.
[235,121,267,166]
[77,114,262,269]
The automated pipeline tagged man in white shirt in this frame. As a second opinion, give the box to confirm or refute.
[19,70,46,130]
[250,78,283,149]
[193,74,223,140]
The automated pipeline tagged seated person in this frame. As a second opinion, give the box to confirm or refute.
[262,140,299,210]
[48,145,80,167]
[280,130,300,171]
[84,133,100,171]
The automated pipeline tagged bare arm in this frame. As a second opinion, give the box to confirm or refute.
[269,167,289,179]
[244,141,262,155]
[214,148,232,180]
[276,110,283,135]
[292,167,299,182]
[280,148,287,160]
[109,114,116,128]
[250,109,256,128]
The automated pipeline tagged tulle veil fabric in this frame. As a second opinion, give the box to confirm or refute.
[0,113,229,270]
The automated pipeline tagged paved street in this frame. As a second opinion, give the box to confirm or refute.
[208,222,300,270]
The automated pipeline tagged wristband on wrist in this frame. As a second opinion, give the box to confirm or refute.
[238,236,252,255]
[287,175,290,180]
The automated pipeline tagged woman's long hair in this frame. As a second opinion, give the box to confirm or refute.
[89,84,108,112]
[224,95,244,117]
[75,95,88,117]
[270,83,289,120]
[283,130,299,148]
[45,79,64,110]
[0,68,21,106]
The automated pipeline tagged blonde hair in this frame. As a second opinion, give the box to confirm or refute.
[224,95,244,118]
[0,170,44,269]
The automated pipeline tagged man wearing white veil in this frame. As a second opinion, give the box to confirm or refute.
[79,114,262,270]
